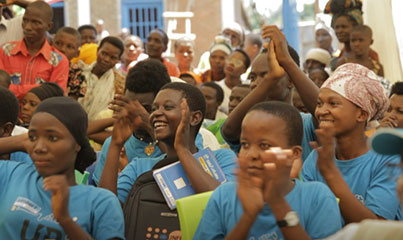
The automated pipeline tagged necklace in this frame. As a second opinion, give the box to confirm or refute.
[138,136,158,156]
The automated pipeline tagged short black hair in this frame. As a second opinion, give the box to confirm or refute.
[201,82,224,105]
[262,45,300,67]
[160,82,206,132]
[245,33,262,49]
[98,36,124,58]
[287,45,300,67]
[29,82,64,101]
[125,59,171,96]
[234,48,251,70]
[78,24,97,36]
[56,26,81,45]
[27,1,53,22]
[351,24,373,38]
[390,81,403,97]
[0,70,11,88]
[150,28,169,47]
[248,101,303,147]
[0,87,19,126]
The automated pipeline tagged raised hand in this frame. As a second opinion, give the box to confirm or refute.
[310,121,337,174]
[174,99,191,151]
[261,148,295,205]
[378,114,399,128]
[43,175,71,224]
[261,25,292,66]
[109,95,144,146]
[237,152,264,219]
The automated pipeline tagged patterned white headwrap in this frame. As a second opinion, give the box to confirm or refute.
[321,63,389,121]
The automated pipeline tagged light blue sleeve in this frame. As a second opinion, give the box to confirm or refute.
[9,151,32,165]
[213,149,238,182]
[300,113,316,161]
[194,187,226,240]
[303,182,343,239]
[195,132,205,150]
[92,136,112,185]
[117,158,161,203]
[91,189,125,240]
[301,150,320,182]
[117,161,139,203]
[365,154,402,220]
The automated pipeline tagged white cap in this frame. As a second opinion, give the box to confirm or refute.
[305,48,331,66]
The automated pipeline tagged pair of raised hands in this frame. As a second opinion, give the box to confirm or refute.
[109,94,194,151]
[236,149,295,218]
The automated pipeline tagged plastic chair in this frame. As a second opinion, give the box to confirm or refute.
[176,191,213,240]
[74,170,90,185]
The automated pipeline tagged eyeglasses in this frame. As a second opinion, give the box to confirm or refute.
[226,58,244,68]
[387,162,403,182]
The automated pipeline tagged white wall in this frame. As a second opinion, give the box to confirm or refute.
[363,0,403,83]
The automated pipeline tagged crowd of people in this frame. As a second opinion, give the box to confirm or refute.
[0,0,402,239]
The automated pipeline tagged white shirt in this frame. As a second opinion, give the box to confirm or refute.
[0,14,24,45]
[11,125,28,136]
[216,79,232,114]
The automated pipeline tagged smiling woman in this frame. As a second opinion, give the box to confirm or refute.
[302,63,402,224]
[0,97,125,239]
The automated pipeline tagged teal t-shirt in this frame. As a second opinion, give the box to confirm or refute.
[194,180,342,239]
[302,149,402,222]
[0,161,125,239]
[93,132,206,184]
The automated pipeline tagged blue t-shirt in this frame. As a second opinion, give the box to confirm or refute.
[302,150,402,221]
[221,113,316,161]
[9,151,32,165]
[0,161,125,240]
[93,133,206,185]
[117,148,237,203]
[194,180,342,240]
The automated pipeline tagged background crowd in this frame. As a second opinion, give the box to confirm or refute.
[0,0,402,239]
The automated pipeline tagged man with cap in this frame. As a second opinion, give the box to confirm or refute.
[303,48,331,73]
[324,128,403,240]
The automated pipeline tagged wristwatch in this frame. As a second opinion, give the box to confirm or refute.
[277,211,299,228]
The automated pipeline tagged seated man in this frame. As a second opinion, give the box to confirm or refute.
[98,82,237,204]
[200,82,227,128]
[0,1,69,99]
[195,102,342,239]
[207,84,250,145]
[222,26,319,162]
[303,48,331,73]
[145,29,179,77]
